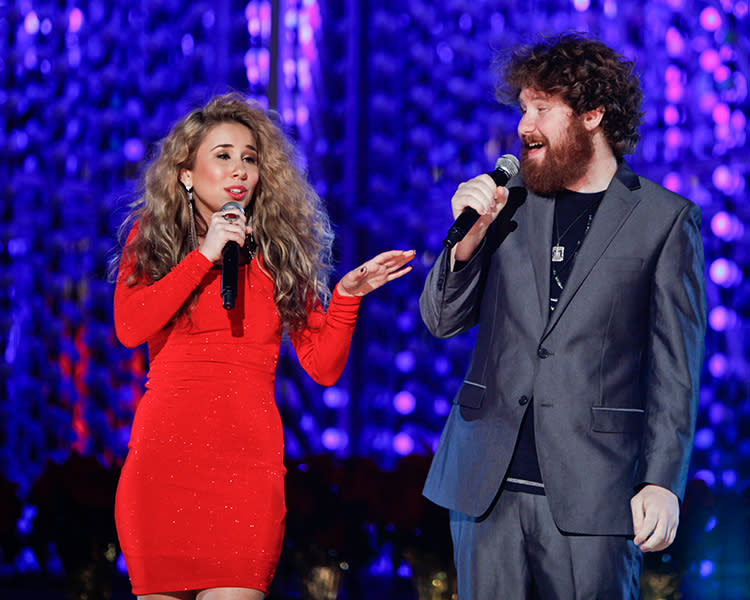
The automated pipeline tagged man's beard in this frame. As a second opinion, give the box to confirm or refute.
[520,116,594,197]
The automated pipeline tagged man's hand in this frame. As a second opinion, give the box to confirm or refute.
[631,484,680,551]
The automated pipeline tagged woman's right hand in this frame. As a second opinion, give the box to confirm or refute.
[198,207,252,263]
[450,174,509,263]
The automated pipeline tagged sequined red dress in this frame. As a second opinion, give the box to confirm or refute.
[113,227,360,595]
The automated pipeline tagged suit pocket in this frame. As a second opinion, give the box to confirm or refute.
[591,406,644,433]
[454,380,486,409]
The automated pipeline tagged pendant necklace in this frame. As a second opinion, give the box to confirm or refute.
[551,204,593,263]
[551,210,594,293]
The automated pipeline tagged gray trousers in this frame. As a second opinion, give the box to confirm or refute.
[450,490,643,599]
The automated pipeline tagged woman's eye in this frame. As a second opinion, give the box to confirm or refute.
[217,152,230,159]
[243,156,257,164]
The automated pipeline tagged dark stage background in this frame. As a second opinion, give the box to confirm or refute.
[1,0,749,598]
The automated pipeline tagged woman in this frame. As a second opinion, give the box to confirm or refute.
[112,93,414,600]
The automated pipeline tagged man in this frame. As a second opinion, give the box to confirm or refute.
[420,33,706,599]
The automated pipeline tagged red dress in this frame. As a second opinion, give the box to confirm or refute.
[113,227,360,595]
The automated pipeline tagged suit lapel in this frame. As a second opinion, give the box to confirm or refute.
[542,170,641,338]
[524,192,555,324]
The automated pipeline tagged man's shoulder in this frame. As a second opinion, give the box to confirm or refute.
[625,168,698,216]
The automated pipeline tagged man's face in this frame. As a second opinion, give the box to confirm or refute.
[517,88,594,197]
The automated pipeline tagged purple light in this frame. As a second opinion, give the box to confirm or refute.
[433,356,450,376]
[694,428,714,449]
[296,105,310,126]
[712,165,732,191]
[321,427,348,451]
[68,8,84,33]
[700,7,722,31]
[709,258,740,287]
[181,34,194,56]
[603,0,617,18]
[124,138,145,162]
[664,127,682,149]
[433,396,451,416]
[117,552,128,574]
[662,172,682,193]
[708,306,736,331]
[396,560,412,577]
[16,506,36,535]
[393,432,414,456]
[714,65,731,84]
[395,350,416,373]
[707,353,728,378]
[694,470,716,486]
[437,42,454,64]
[396,311,415,333]
[710,211,740,240]
[708,402,726,426]
[393,390,416,415]
[705,515,717,532]
[284,9,298,28]
[664,82,683,103]
[722,469,737,488]
[699,91,718,114]
[300,22,313,44]
[202,11,216,28]
[730,108,747,132]
[664,65,682,83]
[663,105,680,126]
[24,11,40,35]
[699,48,720,73]
[323,386,348,409]
[24,48,37,70]
[573,0,591,11]
[712,102,731,125]
[699,560,715,578]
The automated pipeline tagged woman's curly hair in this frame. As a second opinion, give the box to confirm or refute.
[112,92,334,333]
[495,32,644,158]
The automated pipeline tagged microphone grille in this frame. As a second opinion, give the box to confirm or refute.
[495,154,520,178]
[220,201,245,215]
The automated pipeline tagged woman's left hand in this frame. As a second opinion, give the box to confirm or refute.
[337,249,416,297]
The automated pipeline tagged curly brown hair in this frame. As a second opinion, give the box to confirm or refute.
[112,92,334,332]
[495,32,644,158]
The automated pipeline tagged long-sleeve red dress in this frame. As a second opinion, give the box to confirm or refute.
[113,226,360,595]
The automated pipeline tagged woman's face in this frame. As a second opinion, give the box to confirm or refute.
[180,121,259,223]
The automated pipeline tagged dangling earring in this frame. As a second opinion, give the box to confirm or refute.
[183,183,198,251]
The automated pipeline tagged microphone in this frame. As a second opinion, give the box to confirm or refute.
[220,201,245,310]
[442,154,520,249]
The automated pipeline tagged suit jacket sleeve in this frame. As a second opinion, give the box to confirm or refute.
[637,202,706,500]
[420,240,491,339]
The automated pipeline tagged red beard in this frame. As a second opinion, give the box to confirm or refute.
[520,115,595,197]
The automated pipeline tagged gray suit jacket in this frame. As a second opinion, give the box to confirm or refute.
[420,162,706,535]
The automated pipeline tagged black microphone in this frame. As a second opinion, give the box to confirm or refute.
[442,154,520,249]
[220,201,245,310]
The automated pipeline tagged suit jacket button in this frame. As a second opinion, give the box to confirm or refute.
[537,347,551,358]
[518,395,529,405]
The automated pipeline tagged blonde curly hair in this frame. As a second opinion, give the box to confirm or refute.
[114,93,334,332]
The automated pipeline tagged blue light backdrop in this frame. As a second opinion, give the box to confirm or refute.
[1,0,749,595]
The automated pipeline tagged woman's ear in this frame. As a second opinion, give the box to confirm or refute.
[179,168,192,189]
